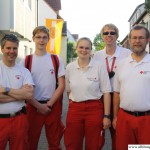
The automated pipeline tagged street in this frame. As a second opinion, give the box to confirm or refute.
[38,91,111,150]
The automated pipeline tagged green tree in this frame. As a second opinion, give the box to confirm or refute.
[67,42,77,64]
[93,33,105,51]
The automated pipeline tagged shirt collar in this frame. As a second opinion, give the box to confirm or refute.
[75,57,94,69]
[104,45,120,59]
[128,53,150,63]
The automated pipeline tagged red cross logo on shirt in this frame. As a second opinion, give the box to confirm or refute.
[15,75,21,79]
[140,71,144,74]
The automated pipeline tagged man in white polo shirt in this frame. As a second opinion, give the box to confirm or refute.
[0,34,34,150]
[94,23,131,150]
[21,26,65,150]
[113,25,150,150]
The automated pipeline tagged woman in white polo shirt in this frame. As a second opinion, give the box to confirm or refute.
[64,37,111,150]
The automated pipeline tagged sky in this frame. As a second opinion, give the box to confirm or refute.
[60,0,145,42]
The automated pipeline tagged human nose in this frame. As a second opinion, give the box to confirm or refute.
[135,38,141,42]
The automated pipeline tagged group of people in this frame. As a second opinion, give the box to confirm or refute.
[0,23,150,150]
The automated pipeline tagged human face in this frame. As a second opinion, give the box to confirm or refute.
[33,31,49,51]
[102,27,117,46]
[1,41,18,66]
[129,29,149,56]
[77,40,92,59]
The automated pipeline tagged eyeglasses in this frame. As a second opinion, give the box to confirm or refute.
[103,32,116,35]
[35,36,48,40]
[130,36,147,41]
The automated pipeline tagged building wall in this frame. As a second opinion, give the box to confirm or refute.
[0,0,67,65]
[60,36,67,66]
[122,3,150,53]
[38,0,57,25]
[0,0,12,30]
[0,0,37,61]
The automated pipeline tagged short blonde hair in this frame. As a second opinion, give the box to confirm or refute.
[101,23,119,39]
[76,37,92,49]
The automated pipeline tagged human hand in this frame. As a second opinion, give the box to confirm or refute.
[103,118,111,129]
[37,103,52,115]
[47,100,53,110]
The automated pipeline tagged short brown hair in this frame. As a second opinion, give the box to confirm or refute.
[33,26,50,38]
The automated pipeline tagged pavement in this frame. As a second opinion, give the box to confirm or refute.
[38,91,112,150]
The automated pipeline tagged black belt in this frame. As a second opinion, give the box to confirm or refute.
[0,106,26,118]
[38,99,49,104]
[123,109,150,117]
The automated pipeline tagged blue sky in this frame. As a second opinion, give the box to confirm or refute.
[60,0,145,42]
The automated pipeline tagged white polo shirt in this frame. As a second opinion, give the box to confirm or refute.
[114,54,150,111]
[21,53,65,101]
[0,61,34,114]
[94,46,131,92]
[65,58,111,102]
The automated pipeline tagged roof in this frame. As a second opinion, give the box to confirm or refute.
[128,3,144,21]
[44,0,61,11]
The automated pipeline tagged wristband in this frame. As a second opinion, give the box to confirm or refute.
[103,114,111,119]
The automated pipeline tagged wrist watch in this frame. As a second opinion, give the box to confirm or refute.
[3,87,10,95]
[103,114,111,119]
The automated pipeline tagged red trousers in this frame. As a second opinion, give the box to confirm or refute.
[0,114,29,150]
[64,100,104,150]
[116,109,150,150]
[27,101,64,150]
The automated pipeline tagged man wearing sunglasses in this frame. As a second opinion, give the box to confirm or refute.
[94,23,131,150]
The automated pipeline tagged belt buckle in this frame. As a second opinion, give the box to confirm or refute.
[10,112,16,117]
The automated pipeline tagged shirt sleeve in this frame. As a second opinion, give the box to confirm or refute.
[65,65,71,92]
[113,66,120,92]
[23,68,35,86]
[58,57,65,78]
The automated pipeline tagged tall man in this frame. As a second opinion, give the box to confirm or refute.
[94,23,131,150]
[113,25,150,150]
[22,26,65,150]
[0,34,34,150]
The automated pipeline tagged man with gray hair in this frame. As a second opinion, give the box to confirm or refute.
[113,25,150,150]
[0,34,34,150]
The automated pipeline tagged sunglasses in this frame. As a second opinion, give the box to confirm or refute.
[103,32,116,35]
